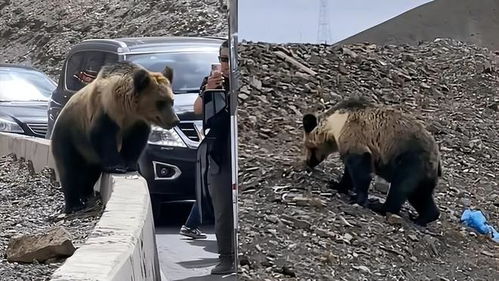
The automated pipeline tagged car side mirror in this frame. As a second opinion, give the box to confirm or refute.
[202,89,228,130]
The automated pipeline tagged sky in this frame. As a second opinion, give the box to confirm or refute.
[238,0,434,44]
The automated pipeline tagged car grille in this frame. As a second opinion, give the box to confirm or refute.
[26,123,48,137]
[177,122,200,142]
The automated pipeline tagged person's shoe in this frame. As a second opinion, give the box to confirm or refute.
[179,225,207,239]
[211,256,235,275]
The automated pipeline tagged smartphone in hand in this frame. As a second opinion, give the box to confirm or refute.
[211,63,222,76]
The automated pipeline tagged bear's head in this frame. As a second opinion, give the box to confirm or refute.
[301,112,341,170]
[132,66,180,130]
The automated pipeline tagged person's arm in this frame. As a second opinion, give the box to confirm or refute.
[194,77,209,115]
[194,95,203,115]
[194,74,224,115]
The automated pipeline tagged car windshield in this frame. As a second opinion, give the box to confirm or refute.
[127,51,219,94]
[0,68,56,102]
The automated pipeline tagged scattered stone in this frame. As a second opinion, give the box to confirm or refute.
[373,177,390,194]
[343,233,354,243]
[408,234,419,242]
[386,213,403,225]
[420,82,431,89]
[274,51,318,76]
[281,265,296,277]
[0,155,103,280]
[353,265,371,274]
[481,250,496,258]
[6,226,76,263]
[239,255,250,266]
[342,47,358,59]
[239,93,249,100]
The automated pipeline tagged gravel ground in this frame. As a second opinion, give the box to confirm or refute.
[0,154,104,281]
[0,0,228,79]
[236,39,499,280]
[0,1,229,279]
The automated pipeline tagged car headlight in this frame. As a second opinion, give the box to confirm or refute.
[0,117,24,133]
[148,126,186,147]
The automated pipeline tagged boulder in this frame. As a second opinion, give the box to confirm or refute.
[6,226,76,263]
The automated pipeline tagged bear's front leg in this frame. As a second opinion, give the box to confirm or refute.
[344,152,373,207]
[329,165,353,194]
[120,121,151,172]
[90,113,128,174]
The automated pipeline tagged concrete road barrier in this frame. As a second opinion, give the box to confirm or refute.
[0,132,162,281]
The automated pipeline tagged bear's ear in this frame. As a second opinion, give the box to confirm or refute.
[303,113,318,133]
[133,69,151,93]
[162,65,174,83]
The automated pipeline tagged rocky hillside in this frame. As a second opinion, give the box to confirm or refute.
[337,0,499,52]
[0,0,228,78]
[237,39,499,280]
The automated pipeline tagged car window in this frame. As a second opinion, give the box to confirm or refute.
[127,51,219,93]
[65,51,118,92]
[0,68,57,101]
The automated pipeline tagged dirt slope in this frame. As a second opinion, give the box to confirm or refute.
[0,0,228,78]
[237,39,499,280]
[337,0,499,52]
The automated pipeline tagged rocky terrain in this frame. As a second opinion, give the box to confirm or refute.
[0,0,228,79]
[0,154,103,281]
[338,0,499,52]
[236,39,499,280]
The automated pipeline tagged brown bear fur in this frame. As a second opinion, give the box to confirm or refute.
[51,61,179,213]
[302,97,442,226]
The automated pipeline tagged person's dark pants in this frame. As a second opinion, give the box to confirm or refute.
[207,143,234,259]
[185,203,201,229]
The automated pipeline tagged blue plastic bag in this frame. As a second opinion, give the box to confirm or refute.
[460,209,499,243]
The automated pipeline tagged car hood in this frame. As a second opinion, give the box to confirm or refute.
[0,101,49,124]
[173,93,202,120]
[0,94,198,123]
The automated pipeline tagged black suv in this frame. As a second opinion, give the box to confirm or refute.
[46,36,225,216]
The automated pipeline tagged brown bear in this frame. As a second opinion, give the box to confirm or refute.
[301,97,442,226]
[51,61,179,213]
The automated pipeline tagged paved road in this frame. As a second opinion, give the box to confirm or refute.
[156,225,236,281]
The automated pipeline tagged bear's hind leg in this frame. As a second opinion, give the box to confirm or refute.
[52,141,86,214]
[59,173,85,214]
[370,152,422,217]
[408,178,440,226]
[344,152,373,206]
[79,164,102,205]
[120,121,151,172]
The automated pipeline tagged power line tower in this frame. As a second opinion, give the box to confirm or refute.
[317,0,332,44]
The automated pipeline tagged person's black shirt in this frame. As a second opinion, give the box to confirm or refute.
[199,75,231,163]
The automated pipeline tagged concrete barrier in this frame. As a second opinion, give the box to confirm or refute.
[0,132,162,281]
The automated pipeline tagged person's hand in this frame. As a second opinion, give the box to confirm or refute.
[206,71,224,89]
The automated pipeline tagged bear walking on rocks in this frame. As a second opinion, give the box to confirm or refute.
[301,97,442,226]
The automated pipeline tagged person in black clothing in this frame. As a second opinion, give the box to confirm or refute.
[191,39,235,275]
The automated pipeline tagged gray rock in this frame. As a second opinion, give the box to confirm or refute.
[6,226,76,263]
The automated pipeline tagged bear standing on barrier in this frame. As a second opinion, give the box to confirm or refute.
[302,97,442,226]
[51,61,180,214]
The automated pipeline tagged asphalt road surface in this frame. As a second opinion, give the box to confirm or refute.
[156,225,236,281]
